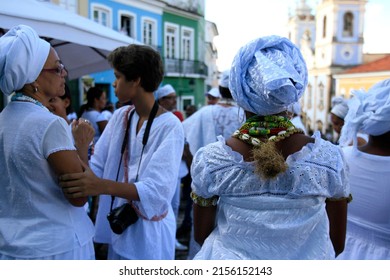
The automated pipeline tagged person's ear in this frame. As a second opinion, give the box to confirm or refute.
[64,98,71,109]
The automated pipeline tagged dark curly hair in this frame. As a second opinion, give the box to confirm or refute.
[108,44,164,92]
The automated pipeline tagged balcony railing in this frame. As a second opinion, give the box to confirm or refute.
[162,58,208,76]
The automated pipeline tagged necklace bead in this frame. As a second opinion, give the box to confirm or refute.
[11,93,49,112]
[232,114,303,147]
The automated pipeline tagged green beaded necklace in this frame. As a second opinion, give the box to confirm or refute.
[232,115,304,146]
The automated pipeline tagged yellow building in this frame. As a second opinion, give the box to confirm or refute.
[334,54,390,98]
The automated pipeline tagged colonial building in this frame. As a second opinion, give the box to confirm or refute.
[29,0,218,114]
[334,54,390,98]
[288,0,367,134]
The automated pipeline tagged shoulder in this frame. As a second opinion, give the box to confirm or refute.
[287,132,346,172]
[110,106,132,123]
[156,111,183,132]
[37,112,69,131]
[195,136,242,164]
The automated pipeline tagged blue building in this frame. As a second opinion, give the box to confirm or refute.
[87,0,164,105]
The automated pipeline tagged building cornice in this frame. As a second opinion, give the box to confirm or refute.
[334,71,390,79]
[163,5,203,20]
[112,0,165,14]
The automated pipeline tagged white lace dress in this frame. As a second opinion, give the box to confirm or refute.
[191,132,350,260]
[337,146,390,260]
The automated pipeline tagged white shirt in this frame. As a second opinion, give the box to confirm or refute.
[101,109,113,121]
[0,101,95,258]
[183,104,245,155]
[92,106,184,259]
[81,109,108,144]
[337,146,390,260]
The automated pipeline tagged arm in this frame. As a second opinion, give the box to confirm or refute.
[193,203,217,245]
[48,150,88,207]
[59,162,140,201]
[97,120,108,135]
[325,198,348,257]
[71,118,95,164]
[182,142,193,170]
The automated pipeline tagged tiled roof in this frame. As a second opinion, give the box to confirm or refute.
[343,54,390,74]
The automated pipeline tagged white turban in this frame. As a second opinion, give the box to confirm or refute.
[154,84,175,100]
[205,87,221,98]
[331,98,348,119]
[219,70,230,88]
[229,35,308,116]
[0,25,50,95]
[339,79,390,146]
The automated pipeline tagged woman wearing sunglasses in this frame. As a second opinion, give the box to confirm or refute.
[0,25,95,260]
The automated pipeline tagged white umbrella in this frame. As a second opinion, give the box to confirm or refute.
[0,0,142,79]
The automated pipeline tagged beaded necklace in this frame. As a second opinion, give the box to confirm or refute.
[232,115,303,146]
[11,93,49,112]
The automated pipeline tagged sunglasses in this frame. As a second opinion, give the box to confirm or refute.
[42,63,66,76]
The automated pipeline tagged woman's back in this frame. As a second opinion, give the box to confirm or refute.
[192,132,349,259]
[337,146,390,260]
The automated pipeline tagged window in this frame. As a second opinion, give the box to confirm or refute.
[318,82,324,111]
[92,4,111,28]
[181,27,194,61]
[119,12,136,38]
[59,0,77,13]
[322,16,327,38]
[165,24,179,59]
[142,18,157,46]
[180,96,195,113]
[343,12,354,37]
[307,83,312,109]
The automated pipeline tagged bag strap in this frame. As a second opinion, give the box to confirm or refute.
[110,101,159,212]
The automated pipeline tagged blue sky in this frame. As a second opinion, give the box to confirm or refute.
[205,0,390,71]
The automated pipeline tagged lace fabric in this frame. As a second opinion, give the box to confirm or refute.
[191,131,350,260]
[192,131,349,200]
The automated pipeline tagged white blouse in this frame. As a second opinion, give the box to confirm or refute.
[0,101,95,258]
[192,132,350,259]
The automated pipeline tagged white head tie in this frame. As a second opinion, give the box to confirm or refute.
[331,98,348,119]
[229,35,308,115]
[205,87,221,98]
[0,25,50,95]
[154,84,175,100]
[339,79,390,146]
[219,70,230,88]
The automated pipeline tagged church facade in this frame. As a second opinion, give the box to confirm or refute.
[287,0,367,135]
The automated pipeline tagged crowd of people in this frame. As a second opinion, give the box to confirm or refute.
[0,24,389,260]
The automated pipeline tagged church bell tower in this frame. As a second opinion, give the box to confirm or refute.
[314,0,367,68]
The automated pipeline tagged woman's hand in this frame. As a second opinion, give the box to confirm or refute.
[72,118,95,163]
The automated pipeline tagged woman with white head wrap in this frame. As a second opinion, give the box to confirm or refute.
[191,35,350,260]
[0,25,94,259]
[337,79,390,260]
[329,97,367,145]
